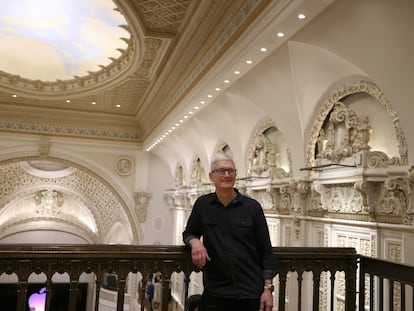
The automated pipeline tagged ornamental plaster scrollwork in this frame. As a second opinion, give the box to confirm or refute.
[248,188,273,210]
[310,184,324,213]
[247,121,291,179]
[364,150,402,167]
[307,80,408,167]
[381,177,412,224]
[134,191,152,223]
[315,183,365,217]
[34,189,64,215]
[290,180,311,215]
[317,102,357,162]
[353,181,382,218]
[317,102,374,163]
[136,38,163,79]
[278,185,291,214]
[163,187,213,212]
[247,134,271,176]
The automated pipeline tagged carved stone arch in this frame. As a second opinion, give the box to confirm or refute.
[0,183,99,243]
[0,156,139,243]
[246,118,292,179]
[306,80,408,167]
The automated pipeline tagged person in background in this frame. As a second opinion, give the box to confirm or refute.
[154,271,162,283]
[183,153,276,311]
[145,278,154,311]
[187,294,202,311]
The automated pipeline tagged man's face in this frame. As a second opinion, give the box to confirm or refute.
[209,160,237,190]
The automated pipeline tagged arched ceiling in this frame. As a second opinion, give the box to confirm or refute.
[0,0,335,145]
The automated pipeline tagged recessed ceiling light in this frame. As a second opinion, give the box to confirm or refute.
[260,47,267,52]
[116,104,121,108]
[246,60,253,64]
[207,94,213,98]
[234,70,240,75]
[194,106,199,110]
[215,87,221,91]
[224,79,230,84]
[298,13,305,19]
[66,99,71,103]
[91,101,96,105]
[12,94,17,98]
[200,100,205,104]
[277,32,285,37]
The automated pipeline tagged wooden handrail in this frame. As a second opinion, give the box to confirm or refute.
[0,245,411,311]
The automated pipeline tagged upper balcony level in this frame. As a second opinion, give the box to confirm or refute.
[0,245,413,311]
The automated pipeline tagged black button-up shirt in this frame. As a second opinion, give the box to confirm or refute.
[183,189,276,299]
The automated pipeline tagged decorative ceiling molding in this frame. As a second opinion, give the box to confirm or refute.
[0,0,271,142]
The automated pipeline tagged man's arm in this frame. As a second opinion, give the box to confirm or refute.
[188,237,211,269]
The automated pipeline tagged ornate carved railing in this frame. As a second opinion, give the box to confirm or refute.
[0,245,412,311]
[358,255,414,311]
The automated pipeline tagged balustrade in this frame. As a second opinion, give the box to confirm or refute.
[0,245,412,310]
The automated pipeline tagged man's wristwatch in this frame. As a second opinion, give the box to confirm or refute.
[264,284,274,292]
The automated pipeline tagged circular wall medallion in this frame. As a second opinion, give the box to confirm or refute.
[115,157,134,176]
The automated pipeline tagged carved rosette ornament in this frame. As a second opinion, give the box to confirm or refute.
[134,191,152,223]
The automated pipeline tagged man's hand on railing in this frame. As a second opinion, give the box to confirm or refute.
[189,238,211,269]
[260,289,273,311]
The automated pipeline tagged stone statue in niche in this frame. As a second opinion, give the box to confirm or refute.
[190,157,205,186]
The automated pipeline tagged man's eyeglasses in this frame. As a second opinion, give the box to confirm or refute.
[212,168,237,176]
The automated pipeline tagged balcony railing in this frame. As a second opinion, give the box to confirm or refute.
[0,244,413,311]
